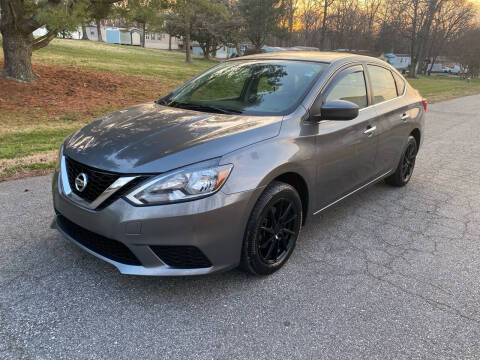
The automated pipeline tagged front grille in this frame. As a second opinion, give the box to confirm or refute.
[150,246,212,269]
[56,213,141,266]
[66,157,120,202]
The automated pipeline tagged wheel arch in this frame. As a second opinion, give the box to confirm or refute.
[272,172,310,225]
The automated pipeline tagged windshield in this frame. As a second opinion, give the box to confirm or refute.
[164,60,327,116]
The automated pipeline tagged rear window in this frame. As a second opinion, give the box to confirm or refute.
[367,65,398,104]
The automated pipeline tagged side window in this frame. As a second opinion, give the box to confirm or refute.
[367,65,398,103]
[392,72,406,96]
[325,70,368,108]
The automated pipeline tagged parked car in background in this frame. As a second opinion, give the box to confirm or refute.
[52,52,426,276]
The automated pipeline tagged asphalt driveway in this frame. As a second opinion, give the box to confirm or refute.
[1,94,480,359]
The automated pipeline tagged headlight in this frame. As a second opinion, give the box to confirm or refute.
[125,161,233,205]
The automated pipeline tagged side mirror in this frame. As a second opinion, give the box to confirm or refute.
[311,100,360,121]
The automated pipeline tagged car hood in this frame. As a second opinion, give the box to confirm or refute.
[64,103,282,173]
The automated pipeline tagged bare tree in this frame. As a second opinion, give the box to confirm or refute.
[298,0,320,47]
[426,0,475,75]
[281,0,299,46]
[450,27,480,77]
[409,0,446,77]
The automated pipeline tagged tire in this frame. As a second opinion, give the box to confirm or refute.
[240,181,303,275]
[385,135,418,187]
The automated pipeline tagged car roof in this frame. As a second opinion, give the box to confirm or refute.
[228,51,386,67]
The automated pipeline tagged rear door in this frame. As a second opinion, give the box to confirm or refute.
[365,64,411,173]
[314,65,378,211]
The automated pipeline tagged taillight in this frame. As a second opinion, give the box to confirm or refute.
[422,98,427,112]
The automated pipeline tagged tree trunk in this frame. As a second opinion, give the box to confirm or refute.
[184,21,191,63]
[141,23,146,48]
[168,34,172,51]
[200,42,210,60]
[96,19,103,42]
[408,0,419,77]
[235,42,241,57]
[81,24,89,40]
[428,54,438,76]
[1,24,36,82]
[211,42,217,58]
[320,0,328,50]
[411,0,439,78]
[253,36,263,50]
[206,41,212,60]
[287,0,294,46]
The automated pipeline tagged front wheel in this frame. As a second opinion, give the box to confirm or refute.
[240,181,302,275]
[385,135,418,187]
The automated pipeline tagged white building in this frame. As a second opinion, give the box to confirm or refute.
[380,53,411,70]
[143,31,181,50]
[34,25,180,50]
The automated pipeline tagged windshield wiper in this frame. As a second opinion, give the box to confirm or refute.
[168,101,243,115]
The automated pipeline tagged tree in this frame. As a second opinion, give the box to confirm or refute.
[169,0,194,62]
[169,0,225,62]
[81,23,89,40]
[190,1,228,60]
[221,0,246,56]
[117,0,165,47]
[89,0,116,42]
[163,14,179,50]
[298,0,321,47]
[407,0,446,77]
[0,0,90,82]
[281,0,299,46]
[238,0,285,50]
[319,0,334,50]
[375,0,410,53]
[329,0,366,50]
[451,27,480,77]
[426,0,475,75]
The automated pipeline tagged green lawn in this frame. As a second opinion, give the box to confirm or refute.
[408,74,480,103]
[0,127,78,159]
[33,39,214,82]
[1,39,480,180]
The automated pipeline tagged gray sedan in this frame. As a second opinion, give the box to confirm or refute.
[52,52,426,276]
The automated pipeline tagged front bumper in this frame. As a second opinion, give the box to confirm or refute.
[52,169,260,276]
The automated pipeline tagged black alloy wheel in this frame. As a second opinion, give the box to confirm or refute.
[240,181,302,275]
[401,141,417,182]
[257,198,298,264]
[385,135,418,187]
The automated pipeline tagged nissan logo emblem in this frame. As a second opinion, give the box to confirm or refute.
[75,173,88,192]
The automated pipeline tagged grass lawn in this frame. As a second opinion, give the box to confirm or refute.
[408,75,480,103]
[1,38,479,180]
[33,39,214,81]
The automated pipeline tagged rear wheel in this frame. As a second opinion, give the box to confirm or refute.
[385,135,418,187]
[240,181,302,275]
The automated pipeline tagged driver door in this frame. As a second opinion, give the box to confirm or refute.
[314,65,379,211]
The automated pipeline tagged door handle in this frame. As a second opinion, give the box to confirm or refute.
[401,113,410,121]
[363,126,376,136]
